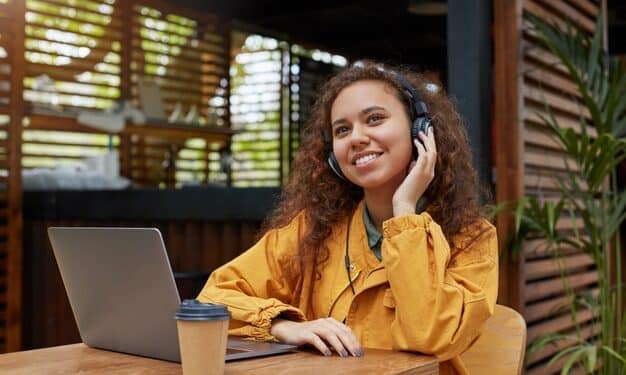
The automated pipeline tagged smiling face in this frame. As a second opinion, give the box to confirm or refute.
[330,79,413,191]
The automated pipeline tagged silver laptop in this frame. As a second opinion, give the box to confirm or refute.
[47,227,297,362]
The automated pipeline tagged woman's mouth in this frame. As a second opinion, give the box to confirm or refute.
[354,153,382,166]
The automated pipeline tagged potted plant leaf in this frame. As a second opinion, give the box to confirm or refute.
[511,12,626,374]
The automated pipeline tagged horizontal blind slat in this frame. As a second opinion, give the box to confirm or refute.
[525,270,597,302]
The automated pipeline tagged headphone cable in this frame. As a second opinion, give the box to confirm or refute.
[344,214,356,295]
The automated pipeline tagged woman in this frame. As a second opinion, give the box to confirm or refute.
[198,61,498,375]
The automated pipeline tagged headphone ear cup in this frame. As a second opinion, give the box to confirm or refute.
[422,118,433,134]
[411,117,433,159]
[411,119,421,140]
[327,152,347,181]
[412,117,432,138]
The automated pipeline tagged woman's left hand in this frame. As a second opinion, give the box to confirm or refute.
[392,128,437,216]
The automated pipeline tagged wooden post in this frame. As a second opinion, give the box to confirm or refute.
[218,17,232,187]
[493,0,525,313]
[6,0,26,352]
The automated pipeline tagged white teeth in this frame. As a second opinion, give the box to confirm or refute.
[355,154,380,165]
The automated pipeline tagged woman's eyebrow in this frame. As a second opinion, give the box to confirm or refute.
[331,105,387,128]
[331,118,348,128]
[361,105,386,115]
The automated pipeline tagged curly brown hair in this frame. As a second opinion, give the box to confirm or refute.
[263,61,488,283]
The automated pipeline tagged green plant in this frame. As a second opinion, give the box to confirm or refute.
[512,13,626,374]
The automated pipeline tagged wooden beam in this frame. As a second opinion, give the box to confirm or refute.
[6,0,26,353]
[494,0,525,312]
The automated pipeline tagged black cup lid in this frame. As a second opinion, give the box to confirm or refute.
[174,299,230,321]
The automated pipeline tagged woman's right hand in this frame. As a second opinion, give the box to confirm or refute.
[270,318,363,357]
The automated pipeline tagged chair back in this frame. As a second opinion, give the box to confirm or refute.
[460,304,527,375]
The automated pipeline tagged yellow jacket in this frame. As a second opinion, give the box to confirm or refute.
[198,201,498,375]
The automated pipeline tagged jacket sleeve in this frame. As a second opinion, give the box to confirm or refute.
[381,212,498,360]
[197,215,307,341]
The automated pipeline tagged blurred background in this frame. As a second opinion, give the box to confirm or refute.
[0,1,624,374]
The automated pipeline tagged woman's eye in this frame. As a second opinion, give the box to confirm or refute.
[367,114,385,124]
[334,126,349,136]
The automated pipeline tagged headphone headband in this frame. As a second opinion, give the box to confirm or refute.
[386,71,429,119]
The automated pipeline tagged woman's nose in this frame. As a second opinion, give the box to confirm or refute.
[349,124,369,145]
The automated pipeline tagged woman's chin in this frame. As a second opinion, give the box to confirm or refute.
[347,169,407,191]
[348,175,394,191]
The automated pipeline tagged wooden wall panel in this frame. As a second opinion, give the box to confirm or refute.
[0,0,342,354]
[2,0,236,353]
[23,0,123,112]
[0,1,8,351]
[127,1,231,187]
[21,0,123,174]
[6,5,24,352]
[20,0,232,188]
[522,2,601,372]
[288,56,343,174]
[0,0,25,354]
[229,43,285,187]
[495,0,602,374]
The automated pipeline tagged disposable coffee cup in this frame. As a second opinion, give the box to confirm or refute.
[175,299,230,375]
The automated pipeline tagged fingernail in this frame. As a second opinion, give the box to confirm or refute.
[324,349,332,356]
[357,348,364,357]
[340,349,348,358]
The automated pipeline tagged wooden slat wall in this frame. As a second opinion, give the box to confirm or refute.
[18,1,349,189]
[289,55,343,170]
[0,0,25,353]
[2,0,236,353]
[495,1,602,374]
[228,39,347,187]
[20,0,231,188]
[22,217,262,350]
[23,0,122,111]
[229,42,285,187]
[523,1,602,373]
[22,0,124,174]
[3,1,349,353]
[128,1,230,187]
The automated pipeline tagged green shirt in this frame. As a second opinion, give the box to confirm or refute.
[363,198,427,261]
[363,205,384,261]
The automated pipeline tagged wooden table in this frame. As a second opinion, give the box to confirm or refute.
[0,344,439,374]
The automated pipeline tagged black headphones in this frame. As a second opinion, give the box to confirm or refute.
[326,72,433,181]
